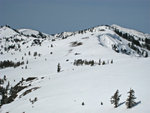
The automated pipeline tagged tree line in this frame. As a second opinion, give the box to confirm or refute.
[0,60,24,69]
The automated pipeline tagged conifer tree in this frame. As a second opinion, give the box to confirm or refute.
[57,63,61,72]
[111,90,121,108]
[111,59,113,64]
[102,61,105,65]
[28,51,31,56]
[126,88,136,108]
[82,102,85,106]
[98,59,101,65]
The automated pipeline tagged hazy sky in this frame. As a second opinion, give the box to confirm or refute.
[0,0,150,34]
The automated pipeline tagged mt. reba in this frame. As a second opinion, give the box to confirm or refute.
[0,24,150,113]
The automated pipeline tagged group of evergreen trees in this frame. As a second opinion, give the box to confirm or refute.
[111,89,137,108]
[0,75,10,107]
[1,36,24,53]
[128,43,148,57]
[73,59,113,66]
[71,41,83,47]
[0,76,38,107]
[57,59,113,72]
[0,60,24,69]
[31,39,42,46]
[113,28,149,57]
[38,31,46,39]
[74,59,95,66]
[30,32,46,39]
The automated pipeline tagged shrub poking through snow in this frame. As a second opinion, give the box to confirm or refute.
[29,97,38,104]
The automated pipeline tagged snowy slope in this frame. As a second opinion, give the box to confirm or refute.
[111,24,150,40]
[19,29,40,36]
[0,25,150,113]
[18,28,51,38]
[0,25,19,38]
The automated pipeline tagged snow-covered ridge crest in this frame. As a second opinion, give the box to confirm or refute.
[0,25,20,38]
[111,24,150,39]
[52,24,150,57]
[0,24,150,57]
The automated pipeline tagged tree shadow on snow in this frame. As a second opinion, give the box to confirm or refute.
[118,101,125,107]
[117,101,141,108]
[133,101,141,108]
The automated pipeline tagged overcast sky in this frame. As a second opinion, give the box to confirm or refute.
[0,0,150,34]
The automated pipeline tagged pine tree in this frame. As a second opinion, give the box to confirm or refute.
[25,65,27,69]
[111,90,121,108]
[82,102,85,106]
[98,59,101,65]
[57,63,61,72]
[111,59,113,64]
[3,75,7,81]
[6,81,10,91]
[102,61,105,65]
[28,51,31,56]
[126,88,136,108]
[26,60,28,64]
[33,52,37,57]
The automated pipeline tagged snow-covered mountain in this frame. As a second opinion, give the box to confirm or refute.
[0,24,150,113]
[0,25,149,58]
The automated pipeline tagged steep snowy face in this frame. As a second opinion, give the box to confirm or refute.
[111,24,150,39]
[110,25,150,57]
